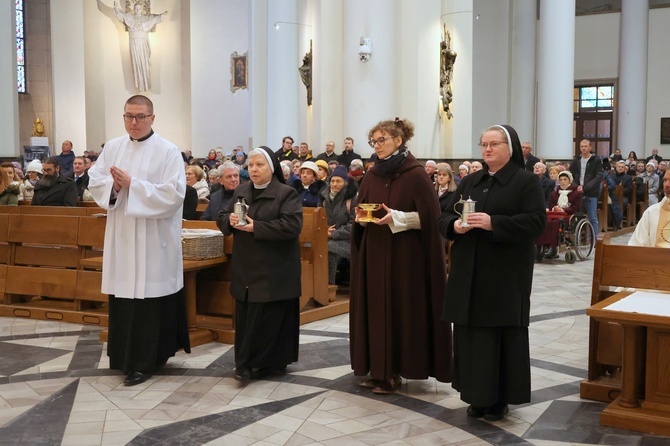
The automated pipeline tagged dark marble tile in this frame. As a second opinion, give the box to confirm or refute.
[480,430,534,445]
[529,309,585,323]
[0,379,79,446]
[0,341,70,375]
[530,358,587,379]
[640,435,670,445]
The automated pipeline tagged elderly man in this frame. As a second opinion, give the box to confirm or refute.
[533,162,555,208]
[208,168,222,195]
[470,161,483,173]
[522,141,540,172]
[425,160,437,183]
[629,169,670,246]
[56,140,76,177]
[88,94,189,387]
[315,141,338,163]
[201,161,240,221]
[31,157,78,206]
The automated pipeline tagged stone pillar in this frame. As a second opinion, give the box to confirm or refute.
[0,0,20,157]
[342,0,397,159]
[510,0,537,149]
[536,0,575,159]
[266,0,300,149]
[50,0,87,153]
[617,0,648,154]
[441,0,474,160]
[311,0,343,156]
[397,0,441,159]
[249,0,268,149]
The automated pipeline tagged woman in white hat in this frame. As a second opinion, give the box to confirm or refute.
[19,159,43,201]
[291,160,326,207]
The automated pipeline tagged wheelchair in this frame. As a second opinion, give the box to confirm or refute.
[535,211,595,264]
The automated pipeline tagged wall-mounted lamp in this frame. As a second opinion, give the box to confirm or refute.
[359,37,372,62]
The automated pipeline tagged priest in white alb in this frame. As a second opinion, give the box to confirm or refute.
[629,169,670,247]
[88,94,190,386]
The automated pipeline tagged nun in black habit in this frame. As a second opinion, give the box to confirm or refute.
[438,125,546,421]
[217,146,303,382]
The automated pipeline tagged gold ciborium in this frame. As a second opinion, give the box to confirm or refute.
[358,203,381,223]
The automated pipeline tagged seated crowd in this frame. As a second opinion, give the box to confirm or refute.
[2,137,667,282]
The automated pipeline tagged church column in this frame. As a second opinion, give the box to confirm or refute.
[397,0,441,159]
[50,0,87,152]
[510,0,537,147]
[249,0,268,149]
[441,0,473,160]
[616,0,648,154]
[0,1,19,157]
[536,0,575,160]
[311,0,343,154]
[265,0,300,148]
[342,0,397,159]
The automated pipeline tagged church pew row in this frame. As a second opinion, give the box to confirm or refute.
[0,207,347,345]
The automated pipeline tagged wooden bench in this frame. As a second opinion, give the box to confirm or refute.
[581,232,670,403]
[0,206,348,345]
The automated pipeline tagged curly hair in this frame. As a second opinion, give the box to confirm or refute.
[367,117,415,146]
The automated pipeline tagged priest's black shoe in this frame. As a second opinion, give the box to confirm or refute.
[484,403,509,421]
[466,405,486,418]
[123,371,152,387]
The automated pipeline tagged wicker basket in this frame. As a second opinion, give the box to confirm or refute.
[181,229,224,260]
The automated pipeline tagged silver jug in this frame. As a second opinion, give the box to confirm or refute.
[454,195,476,227]
[234,197,249,226]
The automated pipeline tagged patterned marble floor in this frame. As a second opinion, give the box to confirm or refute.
[1,232,668,446]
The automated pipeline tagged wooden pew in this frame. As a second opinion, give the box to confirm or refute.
[597,184,609,233]
[581,232,670,403]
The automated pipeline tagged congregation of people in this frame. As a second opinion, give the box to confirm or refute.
[4,101,670,423]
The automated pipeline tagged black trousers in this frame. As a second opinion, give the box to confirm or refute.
[108,289,190,374]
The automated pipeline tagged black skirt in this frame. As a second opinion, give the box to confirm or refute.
[234,298,300,369]
[452,324,530,407]
[107,289,191,374]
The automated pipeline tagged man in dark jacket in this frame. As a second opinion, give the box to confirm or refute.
[56,140,76,177]
[522,141,540,172]
[610,160,633,208]
[569,139,603,231]
[337,137,362,168]
[31,157,78,206]
[275,136,297,162]
[201,162,240,221]
[67,156,89,200]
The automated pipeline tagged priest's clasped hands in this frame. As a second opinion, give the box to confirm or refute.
[110,166,131,192]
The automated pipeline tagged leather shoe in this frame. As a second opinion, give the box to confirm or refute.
[484,403,509,422]
[234,365,251,383]
[123,371,152,386]
[466,405,486,418]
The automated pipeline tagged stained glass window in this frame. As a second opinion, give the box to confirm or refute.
[16,0,25,93]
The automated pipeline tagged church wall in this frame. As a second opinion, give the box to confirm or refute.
[16,0,52,155]
[191,0,249,157]
[79,0,189,151]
